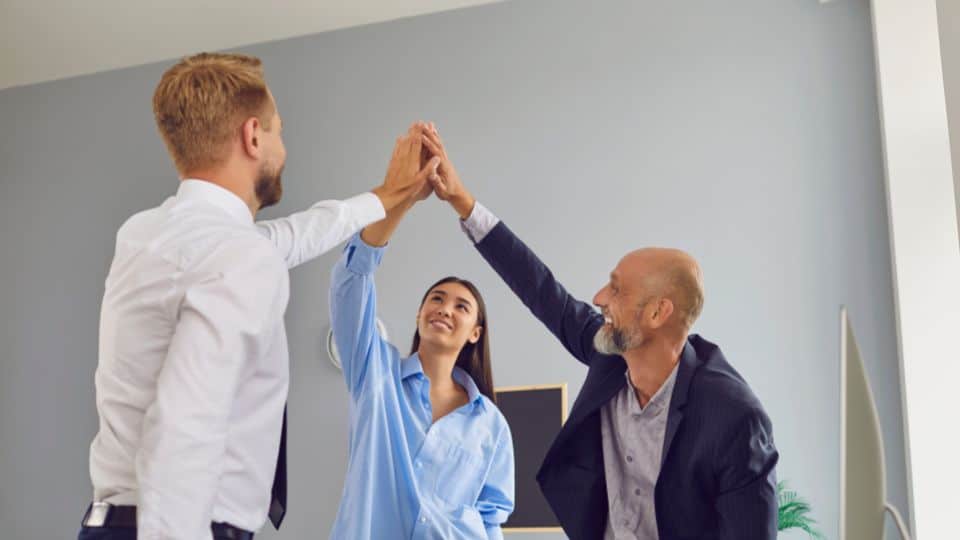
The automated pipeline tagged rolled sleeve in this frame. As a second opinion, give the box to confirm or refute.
[477,423,516,534]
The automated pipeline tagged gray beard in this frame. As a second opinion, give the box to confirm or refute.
[593,324,634,355]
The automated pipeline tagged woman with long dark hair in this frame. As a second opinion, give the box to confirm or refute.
[327,129,514,539]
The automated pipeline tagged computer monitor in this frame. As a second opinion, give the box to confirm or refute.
[840,306,911,540]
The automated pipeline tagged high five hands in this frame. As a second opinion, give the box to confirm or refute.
[362,121,476,247]
[396,121,476,218]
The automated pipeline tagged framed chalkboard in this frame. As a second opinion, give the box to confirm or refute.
[494,384,568,533]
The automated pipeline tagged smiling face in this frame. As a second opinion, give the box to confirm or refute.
[415,281,483,353]
[591,252,655,354]
[591,248,705,355]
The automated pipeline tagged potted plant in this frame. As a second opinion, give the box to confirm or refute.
[778,482,825,539]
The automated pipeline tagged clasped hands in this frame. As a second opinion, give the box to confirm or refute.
[377,121,477,220]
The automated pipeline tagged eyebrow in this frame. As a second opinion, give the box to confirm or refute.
[429,289,474,308]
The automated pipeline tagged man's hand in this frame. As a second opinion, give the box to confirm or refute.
[372,123,440,212]
[420,123,476,219]
[361,123,438,247]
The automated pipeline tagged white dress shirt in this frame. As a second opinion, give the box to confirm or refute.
[88,179,384,540]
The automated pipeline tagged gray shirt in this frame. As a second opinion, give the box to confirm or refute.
[601,365,679,540]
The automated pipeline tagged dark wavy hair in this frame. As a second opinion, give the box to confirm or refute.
[409,276,495,402]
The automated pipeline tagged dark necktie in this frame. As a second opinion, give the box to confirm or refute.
[268,406,287,529]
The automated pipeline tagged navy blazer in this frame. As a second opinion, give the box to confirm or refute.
[475,221,779,540]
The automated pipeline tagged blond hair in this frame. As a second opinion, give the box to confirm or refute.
[152,52,274,174]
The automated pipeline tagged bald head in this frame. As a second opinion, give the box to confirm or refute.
[617,247,704,331]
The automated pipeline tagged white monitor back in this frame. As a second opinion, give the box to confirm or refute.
[840,306,887,540]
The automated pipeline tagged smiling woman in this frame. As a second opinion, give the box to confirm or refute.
[325,124,515,539]
[409,276,496,404]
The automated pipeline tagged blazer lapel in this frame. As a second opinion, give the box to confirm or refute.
[661,341,700,467]
[567,359,628,427]
[548,358,627,458]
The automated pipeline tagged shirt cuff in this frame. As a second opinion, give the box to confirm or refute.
[459,201,500,244]
[341,191,386,227]
[344,232,385,274]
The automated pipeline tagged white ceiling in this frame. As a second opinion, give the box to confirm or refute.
[0,0,504,91]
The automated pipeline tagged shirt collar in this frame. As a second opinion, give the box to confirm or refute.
[400,353,425,380]
[177,178,254,226]
[625,361,680,415]
[452,366,485,411]
[401,353,486,412]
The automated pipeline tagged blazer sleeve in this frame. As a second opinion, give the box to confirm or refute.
[713,410,780,540]
[474,221,603,366]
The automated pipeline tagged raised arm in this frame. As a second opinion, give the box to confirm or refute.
[256,193,384,269]
[257,121,439,268]
[329,128,438,394]
[422,126,603,365]
[329,234,389,395]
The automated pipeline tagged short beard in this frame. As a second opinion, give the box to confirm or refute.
[593,322,642,355]
[255,163,284,210]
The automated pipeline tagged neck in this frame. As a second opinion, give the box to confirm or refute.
[417,341,459,392]
[183,166,259,217]
[621,332,686,407]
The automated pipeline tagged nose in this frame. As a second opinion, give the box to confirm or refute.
[593,285,608,308]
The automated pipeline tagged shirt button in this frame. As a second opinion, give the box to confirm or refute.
[416,461,423,468]
[623,520,630,526]
[626,455,634,463]
[635,488,641,496]
[420,516,428,523]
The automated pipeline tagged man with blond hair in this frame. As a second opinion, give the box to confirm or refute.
[79,52,439,540]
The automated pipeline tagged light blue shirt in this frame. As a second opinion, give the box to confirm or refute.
[328,233,515,540]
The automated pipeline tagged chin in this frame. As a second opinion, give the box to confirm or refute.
[420,330,458,349]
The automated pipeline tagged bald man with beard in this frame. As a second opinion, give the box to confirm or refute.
[419,124,779,540]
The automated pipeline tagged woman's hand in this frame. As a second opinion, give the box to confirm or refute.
[362,123,439,246]
[372,124,440,213]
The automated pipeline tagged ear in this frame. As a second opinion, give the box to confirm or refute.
[467,325,483,345]
[241,116,263,160]
[649,298,675,329]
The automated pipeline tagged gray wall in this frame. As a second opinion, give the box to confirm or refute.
[0,1,906,538]
[939,0,960,243]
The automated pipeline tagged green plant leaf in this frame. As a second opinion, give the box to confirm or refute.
[777,481,825,539]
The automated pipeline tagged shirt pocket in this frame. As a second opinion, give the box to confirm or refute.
[432,442,487,507]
